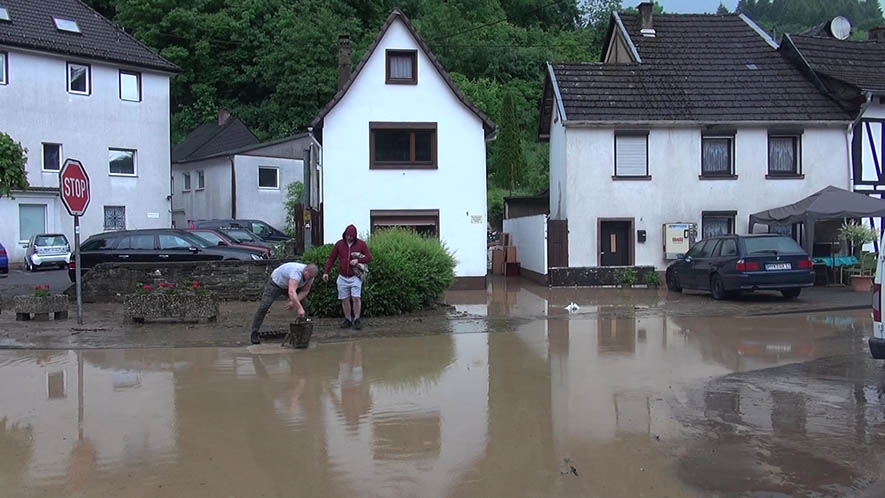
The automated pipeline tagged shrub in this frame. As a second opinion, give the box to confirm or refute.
[301,228,456,317]
[644,271,662,287]
[616,268,637,286]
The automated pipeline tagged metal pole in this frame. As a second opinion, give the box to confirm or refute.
[75,215,83,324]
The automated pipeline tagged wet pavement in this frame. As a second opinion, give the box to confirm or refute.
[2,298,884,496]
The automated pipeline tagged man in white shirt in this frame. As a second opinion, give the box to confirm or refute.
[250,262,318,344]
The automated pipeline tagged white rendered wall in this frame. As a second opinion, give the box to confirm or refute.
[548,107,568,220]
[234,155,303,231]
[503,214,548,275]
[0,48,172,261]
[171,157,231,225]
[321,19,488,278]
[563,126,850,269]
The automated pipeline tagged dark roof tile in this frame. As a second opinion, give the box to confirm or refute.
[789,34,885,93]
[172,117,259,163]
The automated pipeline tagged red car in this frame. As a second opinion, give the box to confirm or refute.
[188,229,272,258]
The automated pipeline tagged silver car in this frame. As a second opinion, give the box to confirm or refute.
[24,233,70,271]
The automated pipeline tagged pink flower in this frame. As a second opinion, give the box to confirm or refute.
[35,286,41,291]
[44,285,50,290]
[192,281,199,289]
[160,282,168,288]
[143,285,152,291]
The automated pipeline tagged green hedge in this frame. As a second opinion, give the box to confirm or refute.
[302,228,456,317]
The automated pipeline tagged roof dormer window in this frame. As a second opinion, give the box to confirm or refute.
[0,7,10,22]
[53,17,80,33]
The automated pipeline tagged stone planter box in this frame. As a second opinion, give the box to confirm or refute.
[850,275,874,293]
[14,295,69,321]
[124,293,219,323]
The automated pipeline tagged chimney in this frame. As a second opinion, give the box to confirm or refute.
[869,26,885,41]
[338,35,352,90]
[217,109,231,126]
[639,2,656,37]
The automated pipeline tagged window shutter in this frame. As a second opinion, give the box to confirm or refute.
[616,135,647,176]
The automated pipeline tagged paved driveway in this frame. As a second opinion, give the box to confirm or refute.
[0,268,71,300]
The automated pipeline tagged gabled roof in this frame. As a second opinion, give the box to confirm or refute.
[172,117,260,164]
[539,12,850,138]
[311,9,496,140]
[785,34,885,94]
[0,0,178,72]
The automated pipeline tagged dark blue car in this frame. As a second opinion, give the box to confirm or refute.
[666,234,815,300]
[0,241,8,277]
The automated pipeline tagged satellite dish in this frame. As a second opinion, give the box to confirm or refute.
[830,16,851,40]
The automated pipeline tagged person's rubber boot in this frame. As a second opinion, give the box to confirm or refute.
[353,318,362,331]
[250,331,261,345]
[341,319,353,329]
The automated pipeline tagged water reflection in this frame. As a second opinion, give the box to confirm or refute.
[0,307,876,497]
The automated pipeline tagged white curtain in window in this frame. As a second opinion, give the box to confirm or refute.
[390,55,413,79]
[702,138,730,174]
[615,135,647,176]
[703,217,731,239]
[769,137,795,173]
[19,204,46,242]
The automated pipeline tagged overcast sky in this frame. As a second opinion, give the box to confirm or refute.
[622,0,884,14]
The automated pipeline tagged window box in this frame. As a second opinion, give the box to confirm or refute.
[42,143,61,172]
[67,62,90,95]
[124,292,219,323]
[109,149,136,176]
[14,295,69,321]
[258,167,279,189]
[765,174,805,180]
[612,175,652,181]
[119,70,142,102]
[386,50,417,84]
[370,122,437,169]
[698,175,738,180]
[614,130,648,177]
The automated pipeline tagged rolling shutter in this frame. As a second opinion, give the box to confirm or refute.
[616,135,647,177]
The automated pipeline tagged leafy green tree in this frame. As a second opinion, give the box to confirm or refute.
[0,132,28,199]
[497,89,523,193]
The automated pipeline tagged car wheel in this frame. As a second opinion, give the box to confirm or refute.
[781,288,801,299]
[25,258,33,272]
[666,270,682,293]
[710,274,727,300]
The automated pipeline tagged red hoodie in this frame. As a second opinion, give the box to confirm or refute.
[324,225,371,278]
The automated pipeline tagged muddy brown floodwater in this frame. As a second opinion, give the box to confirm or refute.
[2,310,884,497]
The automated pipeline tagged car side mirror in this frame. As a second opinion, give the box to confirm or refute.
[189,246,199,253]
[677,254,685,260]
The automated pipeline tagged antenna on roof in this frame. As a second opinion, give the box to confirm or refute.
[829,16,851,40]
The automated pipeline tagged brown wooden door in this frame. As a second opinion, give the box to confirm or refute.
[547,219,568,268]
[600,221,630,266]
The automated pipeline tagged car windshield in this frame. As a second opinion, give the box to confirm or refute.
[35,235,67,246]
[182,233,211,249]
[743,236,805,255]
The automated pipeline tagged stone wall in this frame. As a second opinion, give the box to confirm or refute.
[65,260,300,303]
[548,266,658,287]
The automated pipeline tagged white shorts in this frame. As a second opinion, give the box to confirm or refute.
[337,275,362,300]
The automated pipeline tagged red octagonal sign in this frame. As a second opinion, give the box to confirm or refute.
[59,159,91,216]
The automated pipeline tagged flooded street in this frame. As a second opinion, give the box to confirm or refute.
[2,302,883,497]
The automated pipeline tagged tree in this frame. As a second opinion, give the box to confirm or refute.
[497,89,523,193]
[717,3,731,15]
[0,132,28,199]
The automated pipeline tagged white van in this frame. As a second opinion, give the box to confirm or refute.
[872,234,885,359]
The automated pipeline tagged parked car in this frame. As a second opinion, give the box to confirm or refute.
[665,234,814,300]
[69,229,265,282]
[191,219,289,241]
[24,233,71,271]
[188,228,272,258]
[216,227,276,250]
[0,241,8,277]
[870,232,885,359]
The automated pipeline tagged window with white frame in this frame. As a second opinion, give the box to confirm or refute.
[258,167,279,189]
[768,132,802,176]
[183,173,191,192]
[0,51,7,85]
[104,206,125,230]
[19,204,46,242]
[701,135,734,177]
[42,143,61,171]
[53,18,80,33]
[119,70,141,101]
[197,170,205,190]
[108,148,135,176]
[67,62,90,95]
[702,211,736,239]
[614,131,649,177]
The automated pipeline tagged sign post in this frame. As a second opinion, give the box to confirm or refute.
[59,159,91,325]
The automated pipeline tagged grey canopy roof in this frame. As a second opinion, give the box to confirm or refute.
[749,185,885,250]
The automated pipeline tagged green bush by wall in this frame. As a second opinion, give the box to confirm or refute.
[302,228,457,317]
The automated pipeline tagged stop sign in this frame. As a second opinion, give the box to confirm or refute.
[59,159,91,216]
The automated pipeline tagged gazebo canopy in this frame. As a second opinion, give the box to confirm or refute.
[749,186,885,250]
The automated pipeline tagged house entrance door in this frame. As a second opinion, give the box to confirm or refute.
[599,220,631,266]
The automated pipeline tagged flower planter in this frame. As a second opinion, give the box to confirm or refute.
[124,293,219,323]
[14,295,69,321]
[850,275,874,293]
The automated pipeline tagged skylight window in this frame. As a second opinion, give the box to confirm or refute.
[53,17,80,33]
[0,7,10,22]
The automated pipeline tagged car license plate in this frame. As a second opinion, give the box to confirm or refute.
[766,263,791,270]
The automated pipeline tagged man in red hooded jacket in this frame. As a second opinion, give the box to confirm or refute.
[323,225,371,329]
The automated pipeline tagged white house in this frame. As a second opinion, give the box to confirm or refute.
[0,0,179,265]
[311,9,497,289]
[170,111,309,232]
[531,3,853,280]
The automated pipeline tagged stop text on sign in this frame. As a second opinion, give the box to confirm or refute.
[63,176,88,198]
